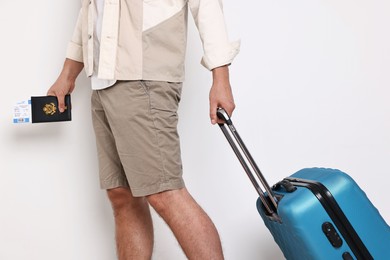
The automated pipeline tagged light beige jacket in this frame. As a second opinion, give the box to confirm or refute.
[66,0,240,82]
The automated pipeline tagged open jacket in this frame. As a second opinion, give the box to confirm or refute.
[66,0,240,82]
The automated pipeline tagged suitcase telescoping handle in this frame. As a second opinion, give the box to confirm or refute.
[217,108,278,216]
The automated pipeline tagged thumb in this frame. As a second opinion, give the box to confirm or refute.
[57,94,66,113]
[210,102,218,125]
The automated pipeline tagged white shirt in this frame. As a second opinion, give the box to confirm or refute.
[91,0,116,89]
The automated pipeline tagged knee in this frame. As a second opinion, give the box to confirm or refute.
[107,188,145,213]
[146,192,165,213]
[146,189,185,216]
[107,188,131,210]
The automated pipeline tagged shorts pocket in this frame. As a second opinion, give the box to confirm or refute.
[143,81,182,113]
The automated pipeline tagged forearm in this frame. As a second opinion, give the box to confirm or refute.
[47,58,84,110]
[209,65,235,124]
[59,58,84,82]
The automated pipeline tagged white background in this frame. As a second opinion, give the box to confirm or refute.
[1,0,389,259]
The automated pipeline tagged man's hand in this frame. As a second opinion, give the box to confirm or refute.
[209,65,235,124]
[47,58,83,112]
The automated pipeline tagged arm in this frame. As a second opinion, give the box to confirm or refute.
[47,6,84,113]
[209,65,235,124]
[47,58,84,113]
[188,0,240,70]
[188,0,239,123]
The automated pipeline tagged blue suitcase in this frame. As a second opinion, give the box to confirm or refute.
[217,109,390,260]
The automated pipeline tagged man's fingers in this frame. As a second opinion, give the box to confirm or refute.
[57,94,66,113]
[210,103,218,125]
[48,90,66,113]
[218,103,235,122]
[47,90,55,96]
[47,85,69,113]
[210,102,236,125]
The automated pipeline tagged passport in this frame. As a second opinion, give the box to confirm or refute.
[31,95,71,123]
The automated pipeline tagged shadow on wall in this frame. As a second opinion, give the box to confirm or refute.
[10,123,68,142]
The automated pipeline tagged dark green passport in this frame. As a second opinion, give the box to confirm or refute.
[31,95,71,123]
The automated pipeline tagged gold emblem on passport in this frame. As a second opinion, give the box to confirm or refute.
[42,102,68,115]
[43,103,57,115]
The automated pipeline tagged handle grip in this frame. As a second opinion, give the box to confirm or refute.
[217,108,232,125]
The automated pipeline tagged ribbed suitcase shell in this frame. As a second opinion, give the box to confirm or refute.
[257,168,390,260]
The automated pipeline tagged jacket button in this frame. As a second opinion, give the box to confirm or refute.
[88,35,92,39]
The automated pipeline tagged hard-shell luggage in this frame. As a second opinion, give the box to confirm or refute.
[216,108,390,260]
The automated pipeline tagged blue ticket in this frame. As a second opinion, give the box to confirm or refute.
[13,100,31,124]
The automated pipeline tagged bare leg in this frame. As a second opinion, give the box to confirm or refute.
[147,188,224,260]
[107,187,154,260]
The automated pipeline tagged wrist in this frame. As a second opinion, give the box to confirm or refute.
[212,65,230,83]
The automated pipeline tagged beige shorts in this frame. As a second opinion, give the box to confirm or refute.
[91,80,185,197]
